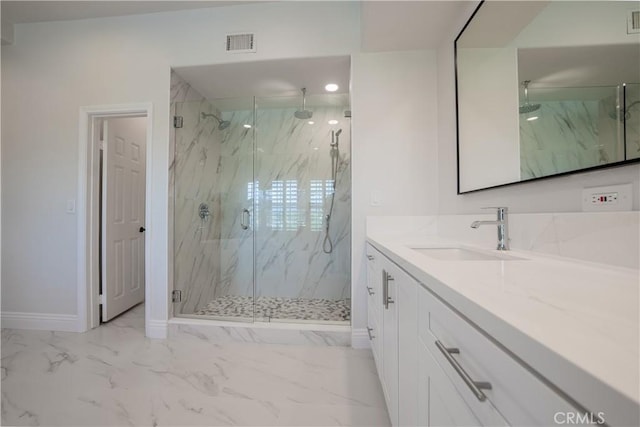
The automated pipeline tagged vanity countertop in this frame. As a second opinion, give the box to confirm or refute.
[367,232,639,425]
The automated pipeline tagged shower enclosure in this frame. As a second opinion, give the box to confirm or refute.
[171,72,351,325]
[519,83,640,180]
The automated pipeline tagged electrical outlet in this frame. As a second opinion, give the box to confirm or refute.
[582,184,632,212]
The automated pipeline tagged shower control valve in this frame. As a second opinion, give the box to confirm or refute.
[199,203,211,220]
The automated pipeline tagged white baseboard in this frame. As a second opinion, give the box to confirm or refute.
[351,328,371,349]
[146,319,168,339]
[1,312,79,332]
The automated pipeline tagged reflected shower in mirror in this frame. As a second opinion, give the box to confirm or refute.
[456,1,640,193]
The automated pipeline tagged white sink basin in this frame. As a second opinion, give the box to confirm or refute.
[411,247,524,261]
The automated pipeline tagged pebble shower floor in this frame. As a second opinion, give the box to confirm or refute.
[194,295,351,322]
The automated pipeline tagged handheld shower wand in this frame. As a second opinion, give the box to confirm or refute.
[323,129,342,254]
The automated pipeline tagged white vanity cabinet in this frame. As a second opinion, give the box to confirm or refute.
[365,245,383,377]
[366,244,400,425]
[397,264,418,427]
[366,242,593,427]
[367,243,419,427]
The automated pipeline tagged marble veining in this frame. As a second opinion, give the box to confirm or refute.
[1,305,389,426]
[171,70,351,317]
[389,212,640,270]
[520,100,618,180]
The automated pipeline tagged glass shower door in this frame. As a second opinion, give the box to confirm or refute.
[253,93,352,324]
[172,98,255,321]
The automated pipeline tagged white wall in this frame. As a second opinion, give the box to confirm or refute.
[437,2,640,214]
[457,47,520,191]
[1,2,360,331]
[351,50,439,334]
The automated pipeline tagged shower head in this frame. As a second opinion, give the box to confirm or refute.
[294,88,313,119]
[519,103,541,114]
[519,80,541,115]
[201,112,231,130]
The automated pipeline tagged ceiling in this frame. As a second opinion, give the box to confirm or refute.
[361,1,474,51]
[0,1,266,24]
[1,1,472,106]
[1,1,473,51]
[174,56,351,106]
[518,44,640,101]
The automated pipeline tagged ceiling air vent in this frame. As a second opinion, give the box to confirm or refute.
[628,10,640,34]
[226,33,256,53]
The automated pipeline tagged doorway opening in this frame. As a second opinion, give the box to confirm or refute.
[77,104,152,333]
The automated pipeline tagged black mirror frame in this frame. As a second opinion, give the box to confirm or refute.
[455,0,640,195]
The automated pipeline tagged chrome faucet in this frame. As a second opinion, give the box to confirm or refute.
[470,207,510,250]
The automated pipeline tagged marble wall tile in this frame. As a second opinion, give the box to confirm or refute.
[369,212,639,270]
[171,85,352,315]
[435,212,639,269]
[217,105,352,302]
[520,101,615,180]
[169,323,351,346]
[171,72,224,315]
[625,84,640,160]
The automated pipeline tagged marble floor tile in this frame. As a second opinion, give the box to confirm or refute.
[1,304,389,426]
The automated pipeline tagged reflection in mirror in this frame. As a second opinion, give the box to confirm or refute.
[456,1,640,193]
[626,83,640,160]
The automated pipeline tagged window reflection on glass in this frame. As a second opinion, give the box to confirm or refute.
[251,179,335,232]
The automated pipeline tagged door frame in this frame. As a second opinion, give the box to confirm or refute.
[77,103,153,333]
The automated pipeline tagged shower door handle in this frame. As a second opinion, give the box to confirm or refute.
[240,209,250,230]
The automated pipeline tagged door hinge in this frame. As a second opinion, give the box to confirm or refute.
[173,116,183,129]
[172,290,182,303]
[99,293,106,305]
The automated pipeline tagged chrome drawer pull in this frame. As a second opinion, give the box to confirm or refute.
[367,327,375,340]
[386,273,394,307]
[435,340,492,402]
[366,286,375,296]
[382,270,395,309]
[367,254,374,260]
[382,269,388,308]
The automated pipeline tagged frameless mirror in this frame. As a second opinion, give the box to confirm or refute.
[456,1,640,193]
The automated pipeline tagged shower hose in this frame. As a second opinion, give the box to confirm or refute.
[323,144,339,254]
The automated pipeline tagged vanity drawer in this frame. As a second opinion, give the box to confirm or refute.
[419,285,588,427]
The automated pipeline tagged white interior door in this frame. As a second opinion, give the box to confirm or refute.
[101,117,146,322]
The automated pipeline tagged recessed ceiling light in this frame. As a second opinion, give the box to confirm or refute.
[313,147,319,151]
[328,120,339,125]
[308,121,315,125]
[243,124,252,128]
[325,83,339,92]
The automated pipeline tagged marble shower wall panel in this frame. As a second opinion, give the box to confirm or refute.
[171,72,224,315]
[216,109,255,299]
[625,84,640,160]
[253,106,351,300]
[520,101,606,180]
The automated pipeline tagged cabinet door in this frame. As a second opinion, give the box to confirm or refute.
[398,272,418,426]
[366,245,384,380]
[382,262,399,426]
[418,342,481,427]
